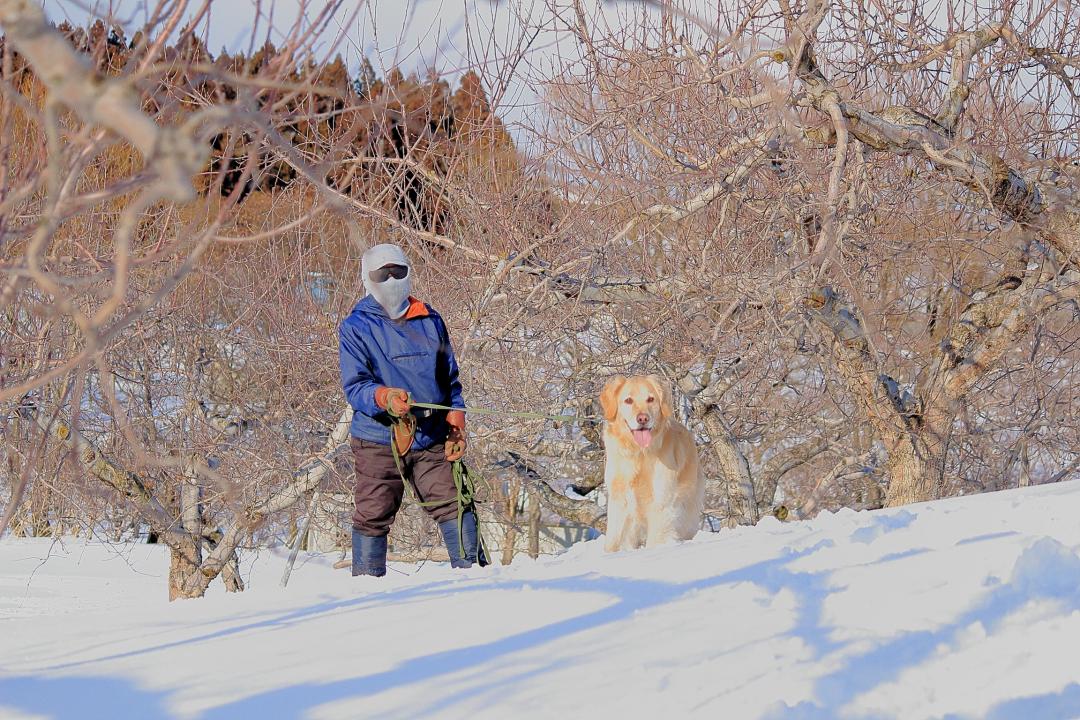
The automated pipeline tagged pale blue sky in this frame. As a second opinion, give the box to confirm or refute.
[46,2,1055,148]
[42,1,665,139]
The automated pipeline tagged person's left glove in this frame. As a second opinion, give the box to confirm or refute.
[445,410,467,462]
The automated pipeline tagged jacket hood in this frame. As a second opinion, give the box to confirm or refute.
[354,294,389,318]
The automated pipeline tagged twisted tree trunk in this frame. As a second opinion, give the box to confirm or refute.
[168,535,203,601]
[785,5,1079,506]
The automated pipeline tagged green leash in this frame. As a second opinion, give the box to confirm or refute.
[409,400,596,424]
[385,397,590,563]
[389,421,486,561]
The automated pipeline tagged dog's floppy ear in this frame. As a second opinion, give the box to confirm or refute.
[647,374,673,419]
[600,376,626,422]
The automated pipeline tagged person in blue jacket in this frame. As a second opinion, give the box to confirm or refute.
[339,243,486,576]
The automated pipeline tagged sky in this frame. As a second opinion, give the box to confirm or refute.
[42,1,1066,149]
[42,0,666,139]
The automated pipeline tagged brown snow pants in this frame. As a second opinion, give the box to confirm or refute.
[350,437,459,536]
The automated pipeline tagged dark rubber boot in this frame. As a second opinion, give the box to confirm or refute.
[438,510,489,568]
[351,529,387,577]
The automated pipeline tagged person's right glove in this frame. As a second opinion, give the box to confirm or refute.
[375,387,411,418]
[375,387,414,455]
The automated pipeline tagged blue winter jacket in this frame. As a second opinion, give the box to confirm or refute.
[339,295,465,449]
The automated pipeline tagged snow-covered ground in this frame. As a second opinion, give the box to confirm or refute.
[3,482,1080,720]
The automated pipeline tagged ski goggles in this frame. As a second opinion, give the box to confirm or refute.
[368,264,409,283]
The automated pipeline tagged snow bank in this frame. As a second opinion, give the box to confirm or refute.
[2,481,1080,719]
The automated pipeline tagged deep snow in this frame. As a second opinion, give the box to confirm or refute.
[2,481,1080,719]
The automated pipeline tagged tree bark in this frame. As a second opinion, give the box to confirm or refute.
[168,535,203,601]
[756,436,832,516]
[881,437,942,508]
[168,461,205,599]
[502,476,520,566]
[701,409,756,527]
[527,486,541,559]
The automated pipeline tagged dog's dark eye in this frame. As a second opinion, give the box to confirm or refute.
[623,397,633,404]
[646,396,654,403]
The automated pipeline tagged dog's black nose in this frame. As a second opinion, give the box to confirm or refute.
[636,413,649,426]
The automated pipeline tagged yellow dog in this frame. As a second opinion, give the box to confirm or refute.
[599,375,704,552]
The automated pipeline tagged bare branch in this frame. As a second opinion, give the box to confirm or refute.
[0,0,207,201]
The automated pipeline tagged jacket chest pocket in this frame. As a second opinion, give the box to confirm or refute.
[390,350,434,366]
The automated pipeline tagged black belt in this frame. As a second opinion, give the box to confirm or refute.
[410,406,438,419]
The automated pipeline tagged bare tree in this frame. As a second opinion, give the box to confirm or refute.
[5,0,1080,595]
[533,0,1080,520]
[0,0,373,597]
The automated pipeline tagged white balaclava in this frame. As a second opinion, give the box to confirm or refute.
[362,243,413,319]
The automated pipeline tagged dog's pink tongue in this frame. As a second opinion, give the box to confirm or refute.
[632,428,653,448]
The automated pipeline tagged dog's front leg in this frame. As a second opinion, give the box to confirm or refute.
[644,493,681,547]
[644,472,685,548]
[604,496,629,552]
[644,520,680,548]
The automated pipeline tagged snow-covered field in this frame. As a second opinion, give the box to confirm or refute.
[3,482,1080,720]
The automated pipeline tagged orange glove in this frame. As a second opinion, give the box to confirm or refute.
[375,387,411,418]
[375,387,414,454]
[445,410,467,461]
